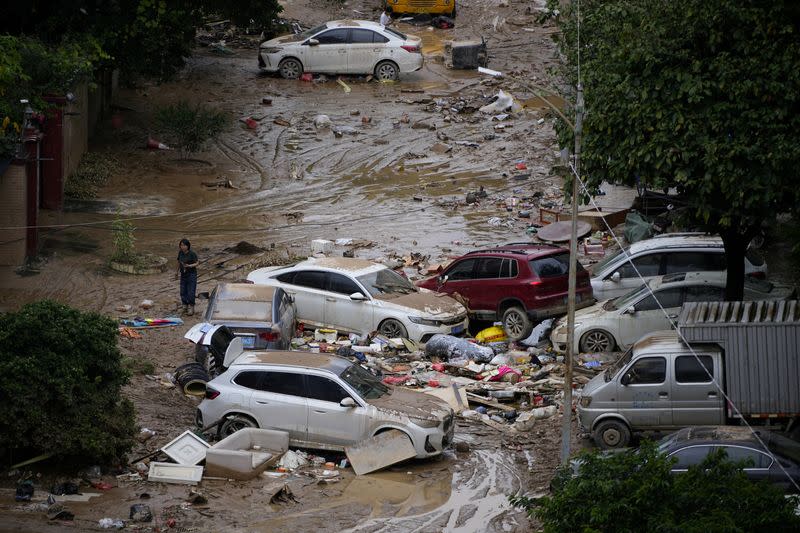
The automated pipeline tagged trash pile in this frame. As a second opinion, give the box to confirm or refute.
[290,322,615,433]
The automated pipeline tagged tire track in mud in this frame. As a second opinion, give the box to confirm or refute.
[341,449,525,533]
[216,138,271,189]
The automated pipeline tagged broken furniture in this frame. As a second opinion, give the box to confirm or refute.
[205,428,289,480]
[444,39,488,70]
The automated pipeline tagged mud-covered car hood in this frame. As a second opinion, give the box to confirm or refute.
[374,289,466,318]
[261,35,296,47]
[367,386,452,422]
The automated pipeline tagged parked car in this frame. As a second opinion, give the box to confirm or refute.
[184,283,297,373]
[247,257,467,343]
[258,20,423,81]
[656,426,800,492]
[196,350,455,458]
[551,272,794,353]
[577,300,800,449]
[590,233,768,301]
[416,244,594,341]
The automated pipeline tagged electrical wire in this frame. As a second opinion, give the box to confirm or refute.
[568,161,800,492]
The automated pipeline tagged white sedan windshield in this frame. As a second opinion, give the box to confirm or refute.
[357,268,417,296]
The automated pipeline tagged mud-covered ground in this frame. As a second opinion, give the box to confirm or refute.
[0,0,594,530]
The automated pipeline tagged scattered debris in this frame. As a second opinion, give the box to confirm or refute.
[345,429,418,475]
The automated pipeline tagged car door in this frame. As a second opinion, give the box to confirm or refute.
[274,288,296,349]
[616,355,672,427]
[304,28,349,73]
[600,253,664,300]
[617,286,683,348]
[304,373,370,446]
[348,28,388,74]
[458,257,507,312]
[245,370,308,442]
[719,445,775,484]
[278,270,327,328]
[664,251,726,275]
[324,272,374,333]
[668,444,715,472]
[439,258,478,308]
[671,354,724,425]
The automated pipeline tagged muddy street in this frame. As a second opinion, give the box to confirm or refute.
[0,0,583,530]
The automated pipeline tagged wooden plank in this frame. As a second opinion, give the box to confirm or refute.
[466,392,516,412]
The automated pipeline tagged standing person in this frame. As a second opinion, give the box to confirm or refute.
[176,238,199,315]
[380,7,393,26]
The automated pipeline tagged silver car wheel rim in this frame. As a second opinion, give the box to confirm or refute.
[380,320,405,338]
[603,428,620,446]
[585,331,610,352]
[376,63,396,80]
[281,61,301,78]
[505,311,524,338]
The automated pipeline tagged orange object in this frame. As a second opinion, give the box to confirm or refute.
[428,379,440,388]
[515,162,527,170]
[146,137,170,150]
[300,73,313,82]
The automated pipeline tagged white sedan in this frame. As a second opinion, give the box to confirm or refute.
[258,20,423,81]
[247,257,468,343]
[551,272,795,353]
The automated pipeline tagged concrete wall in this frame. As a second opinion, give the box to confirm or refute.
[0,162,28,266]
[62,82,89,183]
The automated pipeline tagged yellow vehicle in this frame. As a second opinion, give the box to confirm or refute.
[386,0,456,18]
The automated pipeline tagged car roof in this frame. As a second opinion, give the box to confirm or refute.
[667,426,800,458]
[324,20,390,31]
[628,233,724,253]
[230,350,352,374]
[296,256,384,275]
[632,330,688,352]
[650,271,726,290]
[214,282,276,301]
[463,242,567,259]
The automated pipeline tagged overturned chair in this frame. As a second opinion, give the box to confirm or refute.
[205,428,289,480]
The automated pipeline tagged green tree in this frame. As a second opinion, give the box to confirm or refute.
[0,301,136,466]
[512,442,800,532]
[155,100,227,157]
[550,0,800,299]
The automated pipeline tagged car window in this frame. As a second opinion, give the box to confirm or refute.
[276,272,295,283]
[328,273,362,295]
[305,375,352,403]
[675,355,714,383]
[665,252,726,274]
[292,23,328,42]
[339,364,389,399]
[383,27,407,40]
[357,268,416,296]
[618,253,662,278]
[531,253,572,278]
[445,259,476,281]
[233,370,263,390]
[683,285,725,303]
[669,445,715,469]
[720,446,773,468]
[292,270,328,290]
[258,371,305,396]
[634,287,683,311]
[626,356,666,384]
[475,258,503,279]
[350,29,387,44]
[315,29,349,44]
[501,258,518,278]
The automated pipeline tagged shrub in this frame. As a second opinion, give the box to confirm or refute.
[111,216,137,264]
[511,441,800,533]
[65,152,119,199]
[155,101,227,157]
[0,301,136,466]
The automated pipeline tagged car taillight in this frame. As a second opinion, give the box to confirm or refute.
[259,331,280,342]
[530,280,542,286]
[747,271,766,280]
[401,44,421,53]
[205,387,220,400]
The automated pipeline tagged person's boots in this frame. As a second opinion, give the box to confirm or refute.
[183,304,189,314]
[188,305,194,316]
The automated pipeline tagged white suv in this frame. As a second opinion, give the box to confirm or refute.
[590,233,767,301]
[197,351,455,458]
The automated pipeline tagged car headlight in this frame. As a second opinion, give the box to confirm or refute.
[579,396,592,408]
[408,316,441,326]
[411,416,440,428]
[260,47,282,54]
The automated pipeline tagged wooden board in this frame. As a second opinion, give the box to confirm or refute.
[345,430,417,476]
[536,220,592,242]
[466,392,517,412]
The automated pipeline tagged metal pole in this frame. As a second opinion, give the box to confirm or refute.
[560,83,584,464]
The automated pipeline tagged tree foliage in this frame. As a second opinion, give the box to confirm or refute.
[0,301,136,466]
[512,442,800,533]
[550,0,800,299]
[155,100,227,156]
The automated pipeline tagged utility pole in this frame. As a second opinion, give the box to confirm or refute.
[560,83,584,464]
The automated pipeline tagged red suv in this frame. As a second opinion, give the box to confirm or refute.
[417,244,595,340]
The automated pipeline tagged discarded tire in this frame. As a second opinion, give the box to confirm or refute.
[174,362,210,396]
[425,334,494,363]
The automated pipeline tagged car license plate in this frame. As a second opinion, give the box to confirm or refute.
[451,324,465,335]
[239,335,255,348]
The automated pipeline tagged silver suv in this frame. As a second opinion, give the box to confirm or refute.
[197,351,455,458]
[590,233,767,301]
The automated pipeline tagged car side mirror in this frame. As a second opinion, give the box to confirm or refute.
[624,306,636,315]
[610,271,621,282]
[349,292,368,301]
[307,38,319,46]
[437,274,448,287]
[340,397,356,408]
[620,372,631,386]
